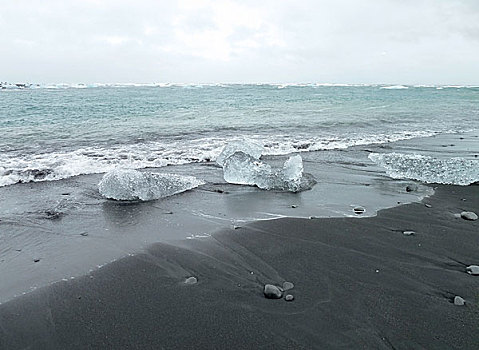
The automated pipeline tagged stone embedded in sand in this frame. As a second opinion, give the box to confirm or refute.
[461,211,478,221]
[282,281,294,291]
[402,230,415,236]
[184,276,198,285]
[425,204,432,208]
[353,207,365,215]
[454,296,465,306]
[264,284,283,299]
[466,265,479,275]
[285,294,294,301]
[406,184,418,192]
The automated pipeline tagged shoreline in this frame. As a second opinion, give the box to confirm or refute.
[1,183,478,349]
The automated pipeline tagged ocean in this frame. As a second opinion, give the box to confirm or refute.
[0,83,478,303]
[1,83,478,187]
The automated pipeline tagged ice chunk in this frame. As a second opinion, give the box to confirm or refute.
[98,168,204,201]
[369,152,479,185]
[223,152,272,185]
[282,155,303,191]
[216,140,263,166]
[223,152,305,192]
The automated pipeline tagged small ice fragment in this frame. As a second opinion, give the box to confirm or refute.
[466,265,479,275]
[98,168,204,201]
[402,230,415,236]
[263,284,282,299]
[184,276,198,285]
[216,139,263,166]
[461,211,478,221]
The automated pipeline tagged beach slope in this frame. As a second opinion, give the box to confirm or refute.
[0,184,478,349]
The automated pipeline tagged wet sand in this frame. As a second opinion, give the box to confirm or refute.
[0,184,478,349]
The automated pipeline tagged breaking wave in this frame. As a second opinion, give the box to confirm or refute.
[0,130,449,187]
[0,130,458,187]
[2,83,479,91]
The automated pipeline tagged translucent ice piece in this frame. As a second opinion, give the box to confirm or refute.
[216,140,264,166]
[369,152,479,185]
[223,152,272,185]
[98,168,204,201]
[282,155,303,191]
[223,152,306,192]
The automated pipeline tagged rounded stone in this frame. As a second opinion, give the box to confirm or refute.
[285,294,294,302]
[353,207,365,215]
[454,296,465,306]
[282,281,294,291]
[406,184,418,192]
[424,204,432,208]
[264,284,283,299]
[402,230,415,236]
[466,265,479,275]
[184,276,198,285]
[461,211,478,221]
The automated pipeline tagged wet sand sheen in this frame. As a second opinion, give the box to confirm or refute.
[0,184,478,349]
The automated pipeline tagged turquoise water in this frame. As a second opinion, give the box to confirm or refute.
[0,84,478,186]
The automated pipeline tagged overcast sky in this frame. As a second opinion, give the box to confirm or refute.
[1,0,478,84]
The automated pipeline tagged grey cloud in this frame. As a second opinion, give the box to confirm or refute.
[0,0,477,84]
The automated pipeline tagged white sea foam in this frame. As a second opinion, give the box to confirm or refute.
[380,85,409,90]
[0,130,454,187]
[369,152,479,185]
[2,82,479,91]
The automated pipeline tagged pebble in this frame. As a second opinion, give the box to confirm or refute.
[291,205,298,208]
[424,204,432,208]
[460,211,478,221]
[406,184,418,192]
[454,296,465,306]
[466,265,479,275]
[402,230,415,236]
[285,294,294,301]
[353,207,365,215]
[264,284,283,299]
[184,276,198,285]
[33,259,40,263]
[282,281,294,291]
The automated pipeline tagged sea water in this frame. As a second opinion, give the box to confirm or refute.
[1,83,478,187]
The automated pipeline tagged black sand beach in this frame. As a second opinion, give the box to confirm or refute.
[0,183,478,349]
